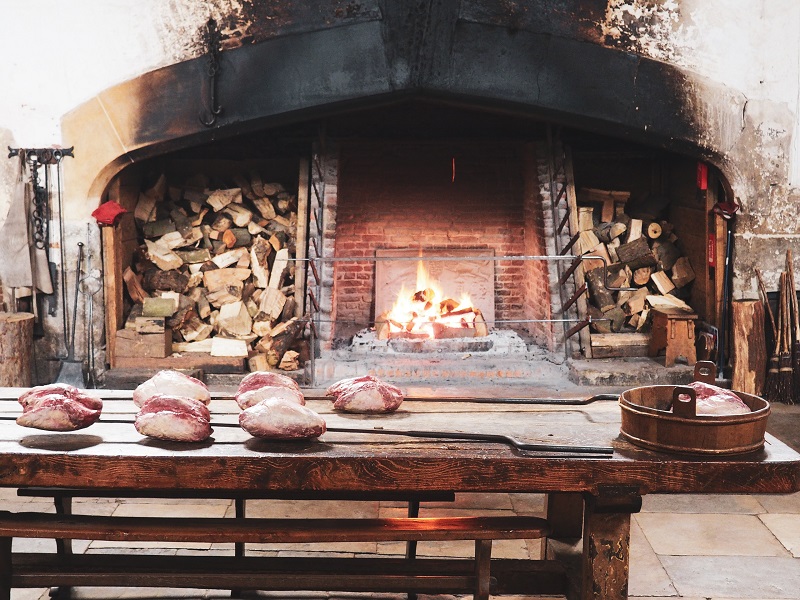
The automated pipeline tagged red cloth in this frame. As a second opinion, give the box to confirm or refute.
[91,201,128,226]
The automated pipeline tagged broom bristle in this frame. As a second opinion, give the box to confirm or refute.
[764,356,781,403]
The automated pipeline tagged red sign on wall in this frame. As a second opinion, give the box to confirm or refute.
[708,233,716,267]
[697,162,709,190]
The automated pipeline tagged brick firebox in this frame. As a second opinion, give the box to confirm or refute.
[313,141,559,352]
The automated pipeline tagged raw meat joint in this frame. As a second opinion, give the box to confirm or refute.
[239,398,326,439]
[237,371,301,395]
[236,386,305,410]
[326,375,405,413]
[685,381,751,415]
[17,384,103,431]
[135,394,213,442]
[133,370,211,407]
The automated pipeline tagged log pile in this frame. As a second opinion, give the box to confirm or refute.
[577,189,696,340]
[119,172,307,372]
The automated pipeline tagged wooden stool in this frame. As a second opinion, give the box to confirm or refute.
[648,307,698,367]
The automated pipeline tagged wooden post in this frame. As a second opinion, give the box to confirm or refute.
[0,312,34,386]
[295,157,310,317]
[732,299,767,395]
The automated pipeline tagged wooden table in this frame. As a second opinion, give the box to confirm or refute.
[0,391,798,600]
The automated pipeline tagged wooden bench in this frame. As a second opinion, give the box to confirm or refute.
[0,511,555,600]
[17,488,456,599]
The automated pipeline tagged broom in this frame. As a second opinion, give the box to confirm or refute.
[757,268,780,403]
[787,249,800,405]
[778,271,794,403]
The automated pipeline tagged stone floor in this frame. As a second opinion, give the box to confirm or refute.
[4,382,800,600]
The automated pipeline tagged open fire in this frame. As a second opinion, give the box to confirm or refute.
[376,262,488,340]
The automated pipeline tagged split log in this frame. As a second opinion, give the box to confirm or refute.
[210,337,249,357]
[279,350,300,371]
[143,269,190,294]
[578,207,595,232]
[206,188,241,211]
[250,237,273,288]
[222,228,251,248]
[731,299,766,396]
[670,256,696,288]
[582,242,612,272]
[145,239,183,271]
[621,287,649,316]
[577,230,601,255]
[203,268,252,290]
[217,301,253,337]
[266,317,306,367]
[123,267,149,303]
[646,222,663,239]
[626,219,643,243]
[225,203,253,227]
[585,268,616,313]
[175,248,212,264]
[134,193,158,223]
[212,248,249,269]
[652,240,681,271]
[135,317,166,334]
[211,213,233,233]
[143,219,177,239]
[0,313,33,386]
[252,197,277,220]
[180,315,213,342]
[615,236,657,271]
[248,353,270,372]
[650,271,676,295]
[269,248,290,289]
[632,266,652,286]
[142,296,177,318]
[646,294,693,312]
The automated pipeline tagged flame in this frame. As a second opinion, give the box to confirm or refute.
[384,261,478,338]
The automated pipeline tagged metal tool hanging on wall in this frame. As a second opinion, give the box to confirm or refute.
[198,18,223,127]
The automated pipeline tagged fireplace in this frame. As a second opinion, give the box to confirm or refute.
[45,1,738,387]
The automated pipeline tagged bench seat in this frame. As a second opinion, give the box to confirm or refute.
[0,511,553,600]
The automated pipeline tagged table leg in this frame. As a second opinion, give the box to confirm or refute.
[0,536,10,600]
[580,488,642,600]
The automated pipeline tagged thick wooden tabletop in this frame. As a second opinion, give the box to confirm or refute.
[0,390,798,495]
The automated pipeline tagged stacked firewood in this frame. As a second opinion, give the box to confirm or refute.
[120,171,307,372]
[578,189,696,335]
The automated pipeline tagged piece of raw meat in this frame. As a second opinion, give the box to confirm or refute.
[684,381,751,415]
[326,375,404,413]
[135,394,212,442]
[236,371,301,397]
[133,370,210,407]
[236,385,305,410]
[16,386,103,431]
[239,398,326,439]
[19,383,103,411]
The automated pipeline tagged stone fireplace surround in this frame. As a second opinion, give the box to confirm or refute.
[43,2,741,385]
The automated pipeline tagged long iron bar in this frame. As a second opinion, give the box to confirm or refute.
[292,253,637,292]
[0,416,613,457]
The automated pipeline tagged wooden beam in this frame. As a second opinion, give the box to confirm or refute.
[295,157,310,317]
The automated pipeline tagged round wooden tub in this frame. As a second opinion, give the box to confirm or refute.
[619,362,770,455]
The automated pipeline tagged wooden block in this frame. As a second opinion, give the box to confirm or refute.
[176,248,212,264]
[279,350,300,371]
[114,352,245,373]
[114,329,172,358]
[179,316,213,343]
[616,236,657,270]
[650,271,676,295]
[633,266,652,286]
[652,240,681,270]
[142,296,177,317]
[211,337,250,357]
[601,199,615,222]
[252,197,276,220]
[590,333,650,358]
[647,222,663,239]
[135,317,165,334]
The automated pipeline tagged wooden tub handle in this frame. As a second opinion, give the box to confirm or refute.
[693,361,717,384]
[669,386,697,418]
